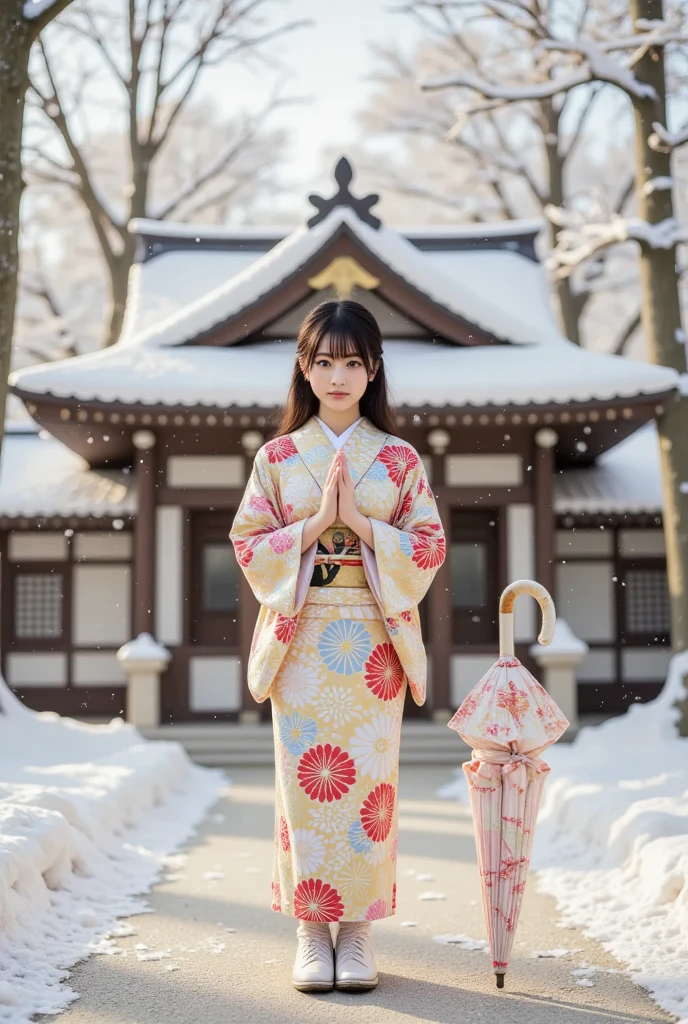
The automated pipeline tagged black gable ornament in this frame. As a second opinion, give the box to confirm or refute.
[307,156,381,230]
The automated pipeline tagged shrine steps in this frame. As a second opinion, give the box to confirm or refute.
[138,721,472,768]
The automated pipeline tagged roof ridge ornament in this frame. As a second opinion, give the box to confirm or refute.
[307,156,381,230]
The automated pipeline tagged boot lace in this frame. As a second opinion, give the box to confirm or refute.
[336,923,371,965]
[298,926,332,966]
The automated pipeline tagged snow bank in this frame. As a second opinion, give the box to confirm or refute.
[438,651,688,1021]
[0,686,225,1022]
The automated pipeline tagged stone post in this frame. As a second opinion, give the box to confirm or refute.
[117,632,171,728]
[529,618,588,731]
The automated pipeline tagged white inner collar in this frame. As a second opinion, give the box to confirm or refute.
[316,415,362,450]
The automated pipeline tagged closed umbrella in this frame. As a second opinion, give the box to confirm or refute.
[447,580,570,989]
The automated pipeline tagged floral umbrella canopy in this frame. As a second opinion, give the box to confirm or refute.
[448,580,570,989]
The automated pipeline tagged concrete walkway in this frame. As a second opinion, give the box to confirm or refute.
[41,765,674,1024]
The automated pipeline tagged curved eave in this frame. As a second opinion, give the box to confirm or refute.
[186,222,503,348]
[11,386,675,468]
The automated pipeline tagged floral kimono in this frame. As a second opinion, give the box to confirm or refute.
[229,414,445,922]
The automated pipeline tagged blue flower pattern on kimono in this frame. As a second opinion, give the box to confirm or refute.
[318,620,372,675]
[301,445,332,465]
[366,460,389,482]
[348,819,374,854]
[398,531,414,556]
[279,712,317,755]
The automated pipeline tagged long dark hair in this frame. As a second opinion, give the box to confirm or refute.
[272,300,397,437]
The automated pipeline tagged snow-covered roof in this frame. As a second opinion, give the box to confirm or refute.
[8,207,680,414]
[0,430,136,518]
[9,338,678,410]
[120,245,560,343]
[121,206,557,349]
[129,215,543,243]
[554,422,663,514]
[129,218,297,241]
[121,251,260,339]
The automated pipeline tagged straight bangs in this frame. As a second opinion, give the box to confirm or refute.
[303,314,372,374]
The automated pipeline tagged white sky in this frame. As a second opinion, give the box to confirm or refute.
[201,0,421,202]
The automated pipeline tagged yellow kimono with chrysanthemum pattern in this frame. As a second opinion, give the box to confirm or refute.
[229,415,445,921]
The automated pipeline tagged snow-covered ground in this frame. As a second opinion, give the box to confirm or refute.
[0,683,225,1023]
[439,651,688,1023]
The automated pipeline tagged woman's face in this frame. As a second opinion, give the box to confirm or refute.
[304,335,377,415]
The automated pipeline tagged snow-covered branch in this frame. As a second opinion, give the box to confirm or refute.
[24,0,63,19]
[649,121,688,153]
[23,0,73,36]
[422,67,593,103]
[539,39,658,100]
[545,205,687,277]
[421,14,671,111]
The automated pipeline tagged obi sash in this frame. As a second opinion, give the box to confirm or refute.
[309,521,367,589]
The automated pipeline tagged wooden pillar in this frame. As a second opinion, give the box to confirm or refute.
[132,430,157,636]
[534,430,556,596]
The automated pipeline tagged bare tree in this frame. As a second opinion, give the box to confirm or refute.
[26,0,309,347]
[0,0,76,455]
[0,0,79,717]
[362,1,647,348]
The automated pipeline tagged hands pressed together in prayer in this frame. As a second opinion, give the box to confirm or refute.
[301,449,375,552]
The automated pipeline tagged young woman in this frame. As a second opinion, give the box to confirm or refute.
[229,299,445,993]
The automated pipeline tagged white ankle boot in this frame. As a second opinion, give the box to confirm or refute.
[334,921,378,990]
[292,920,334,992]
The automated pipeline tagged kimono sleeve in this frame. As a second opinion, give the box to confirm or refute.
[229,448,316,617]
[361,454,445,618]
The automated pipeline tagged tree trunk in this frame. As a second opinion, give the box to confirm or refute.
[104,244,135,347]
[629,0,688,732]
[0,1,34,456]
[543,100,582,346]
[102,143,148,347]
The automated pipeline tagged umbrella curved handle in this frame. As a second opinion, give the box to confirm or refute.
[499,580,556,656]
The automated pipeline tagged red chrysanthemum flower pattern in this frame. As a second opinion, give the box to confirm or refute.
[392,882,397,910]
[392,489,413,527]
[360,783,395,843]
[364,643,404,702]
[293,878,344,922]
[233,538,255,568]
[400,609,413,623]
[377,445,419,486]
[297,744,357,802]
[271,880,282,912]
[265,436,298,463]
[274,614,298,644]
[410,532,446,571]
[279,815,291,852]
[365,899,387,920]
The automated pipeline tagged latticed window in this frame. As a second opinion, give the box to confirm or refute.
[14,573,63,638]
[624,568,670,639]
